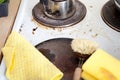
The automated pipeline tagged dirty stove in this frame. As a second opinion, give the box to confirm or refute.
[0,0,120,79]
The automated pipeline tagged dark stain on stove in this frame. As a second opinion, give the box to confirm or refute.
[38,48,56,62]
[46,9,62,17]
[52,27,56,30]
[83,32,86,34]
[92,33,98,38]
[57,28,62,32]
[31,18,64,31]
[43,15,46,18]
[90,6,93,8]
[19,28,22,33]
[32,27,38,35]
[19,24,23,33]
[31,18,56,30]
[33,27,38,31]
[89,29,92,32]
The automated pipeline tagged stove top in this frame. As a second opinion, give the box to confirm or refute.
[0,0,120,79]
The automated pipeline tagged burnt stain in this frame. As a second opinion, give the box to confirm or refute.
[89,29,92,32]
[32,27,38,35]
[90,5,93,8]
[38,48,55,62]
[92,33,98,38]
[33,27,38,31]
[19,24,23,33]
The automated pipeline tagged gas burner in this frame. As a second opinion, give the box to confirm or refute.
[101,0,120,32]
[32,0,86,28]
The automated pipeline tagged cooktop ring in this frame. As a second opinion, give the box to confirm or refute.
[32,0,86,28]
[101,0,120,32]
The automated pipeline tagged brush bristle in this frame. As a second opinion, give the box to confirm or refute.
[71,39,98,54]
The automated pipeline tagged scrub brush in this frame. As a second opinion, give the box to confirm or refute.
[71,39,98,80]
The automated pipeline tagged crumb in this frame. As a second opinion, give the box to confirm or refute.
[92,34,98,38]
[89,29,92,32]
[57,28,62,32]
[33,27,38,31]
[90,6,93,8]
[32,31,35,34]
[83,32,86,34]
[20,25,23,28]
[32,19,54,30]
[19,28,22,33]
[69,33,72,35]
[52,27,55,30]
[32,27,38,35]
[19,24,23,33]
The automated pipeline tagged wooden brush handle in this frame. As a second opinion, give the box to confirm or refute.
[73,67,82,80]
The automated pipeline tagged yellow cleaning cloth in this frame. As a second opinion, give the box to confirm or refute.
[2,31,63,80]
[82,49,120,80]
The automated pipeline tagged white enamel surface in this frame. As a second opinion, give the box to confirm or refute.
[0,0,120,79]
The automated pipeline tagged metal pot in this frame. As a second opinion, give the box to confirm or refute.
[114,0,120,12]
[40,0,76,19]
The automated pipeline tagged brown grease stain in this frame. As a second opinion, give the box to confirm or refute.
[32,27,38,35]
[19,24,23,33]
[31,18,63,32]
[92,34,98,38]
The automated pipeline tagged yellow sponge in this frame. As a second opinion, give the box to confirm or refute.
[2,31,63,80]
[82,49,120,80]
[81,71,97,80]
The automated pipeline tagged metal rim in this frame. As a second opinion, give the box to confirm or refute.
[32,0,87,28]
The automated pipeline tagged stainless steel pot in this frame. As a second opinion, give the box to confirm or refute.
[40,0,76,19]
[114,0,120,12]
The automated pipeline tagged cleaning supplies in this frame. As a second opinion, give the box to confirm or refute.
[82,49,120,80]
[71,39,98,80]
[71,39,98,55]
[2,31,63,80]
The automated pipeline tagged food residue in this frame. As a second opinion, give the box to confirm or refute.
[89,29,92,32]
[31,18,54,30]
[90,6,93,8]
[83,32,86,34]
[19,24,23,33]
[31,18,65,32]
[92,34,98,38]
[32,27,38,35]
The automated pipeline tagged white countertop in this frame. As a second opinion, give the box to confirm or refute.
[0,0,120,79]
